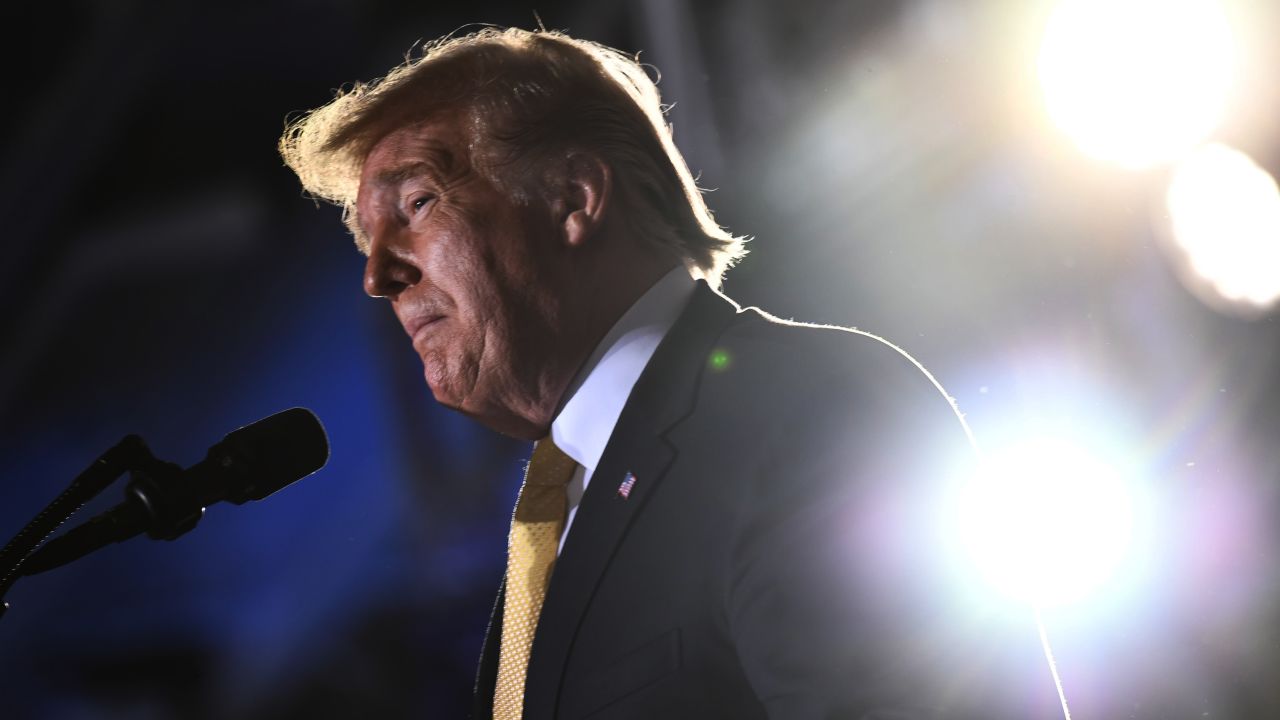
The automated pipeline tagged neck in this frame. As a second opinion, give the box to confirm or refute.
[527,246,679,436]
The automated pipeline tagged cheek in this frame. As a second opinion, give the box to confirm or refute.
[431,243,515,323]
[425,204,544,360]
[423,210,498,285]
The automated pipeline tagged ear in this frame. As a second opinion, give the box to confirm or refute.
[553,152,612,248]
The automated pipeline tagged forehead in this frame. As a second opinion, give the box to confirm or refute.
[357,115,473,194]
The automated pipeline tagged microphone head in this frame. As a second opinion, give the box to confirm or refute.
[212,407,330,503]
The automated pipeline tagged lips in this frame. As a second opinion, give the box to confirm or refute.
[404,314,445,345]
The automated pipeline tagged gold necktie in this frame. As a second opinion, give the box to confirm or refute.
[492,438,578,719]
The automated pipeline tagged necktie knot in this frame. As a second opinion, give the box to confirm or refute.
[523,437,577,487]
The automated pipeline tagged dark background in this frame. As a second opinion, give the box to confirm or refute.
[2,1,1278,717]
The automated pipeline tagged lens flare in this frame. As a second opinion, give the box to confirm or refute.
[1038,0,1234,169]
[1165,142,1280,313]
[958,437,1135,607]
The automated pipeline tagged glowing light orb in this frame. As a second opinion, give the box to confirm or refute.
[1165,143,1280,312]
[958,438,1134,606]
[1038,0,1235,169]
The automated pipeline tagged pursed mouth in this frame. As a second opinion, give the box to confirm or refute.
[405,315,445,343]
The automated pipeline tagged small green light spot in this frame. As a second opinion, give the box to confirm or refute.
[709,348,731,371]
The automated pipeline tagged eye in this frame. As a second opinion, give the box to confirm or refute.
[410,194,435,214]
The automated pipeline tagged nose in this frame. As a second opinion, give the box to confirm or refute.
[363,231,422,299]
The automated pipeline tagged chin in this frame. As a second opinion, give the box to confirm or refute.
[425,376,465,414]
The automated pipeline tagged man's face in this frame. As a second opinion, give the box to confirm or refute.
[356,115,571,438]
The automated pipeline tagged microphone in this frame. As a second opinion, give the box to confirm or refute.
[21,408,329,575]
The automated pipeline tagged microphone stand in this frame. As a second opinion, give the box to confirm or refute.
[0,434,156,620]
[0,407,328,621]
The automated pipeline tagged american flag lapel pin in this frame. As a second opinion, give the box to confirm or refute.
[616,471,637,500]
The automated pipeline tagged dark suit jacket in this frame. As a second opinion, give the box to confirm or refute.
[471,282,1061,719]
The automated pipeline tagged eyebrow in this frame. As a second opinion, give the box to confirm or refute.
[371,146,458,188]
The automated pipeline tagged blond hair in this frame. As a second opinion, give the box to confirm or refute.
[279,27,746,284]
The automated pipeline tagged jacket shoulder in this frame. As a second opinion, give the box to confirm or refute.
[701,305,963,427]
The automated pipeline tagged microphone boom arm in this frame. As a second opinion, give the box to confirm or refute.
[0,407,329,621]
[0,434,157,619]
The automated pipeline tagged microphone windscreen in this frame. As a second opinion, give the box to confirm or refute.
[215,407,330,502]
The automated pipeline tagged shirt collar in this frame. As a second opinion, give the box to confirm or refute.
[550,267,696,475]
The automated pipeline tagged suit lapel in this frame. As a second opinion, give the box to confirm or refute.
[521,281,741,718]
[470,577,505,719]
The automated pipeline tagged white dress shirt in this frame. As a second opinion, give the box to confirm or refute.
[550,267,696,554]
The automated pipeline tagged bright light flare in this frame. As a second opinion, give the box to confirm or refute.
[1165,142,1280,313]
[1038,0,1235,169]
[958,438,1135,607]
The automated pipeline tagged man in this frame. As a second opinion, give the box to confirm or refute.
[281,27,1060,719]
